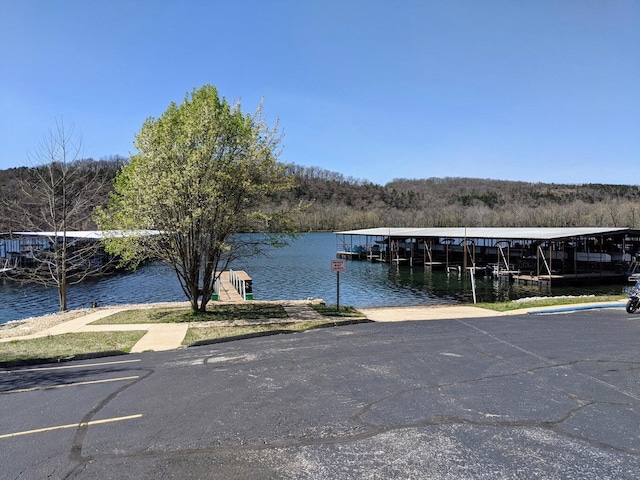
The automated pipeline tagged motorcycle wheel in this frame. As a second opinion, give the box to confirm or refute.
[626,299,639,314]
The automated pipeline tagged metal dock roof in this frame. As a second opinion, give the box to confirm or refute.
[9,230,162,239]
[336,227,638,240]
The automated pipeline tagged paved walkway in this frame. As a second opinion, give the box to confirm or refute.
[1,300,627,352]
[358,305,501,322]
[359,300,627,322]
[129,324,190,353]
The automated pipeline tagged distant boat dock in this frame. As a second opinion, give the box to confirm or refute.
[0,230,161,272]
[336,227,640,286]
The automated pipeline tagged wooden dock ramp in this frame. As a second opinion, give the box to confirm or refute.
[214,271,252,302]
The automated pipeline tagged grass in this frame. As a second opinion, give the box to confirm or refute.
[0,331,147,364]
[92,303,365,325]
[475,295,625,312]
[91,303,289,325]
[183,320,340,345]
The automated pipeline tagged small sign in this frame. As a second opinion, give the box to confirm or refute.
[331,259,346,272]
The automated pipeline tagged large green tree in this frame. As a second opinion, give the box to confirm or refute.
[97,85,297,311]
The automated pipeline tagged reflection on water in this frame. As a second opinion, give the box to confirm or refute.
[0,232,629,324]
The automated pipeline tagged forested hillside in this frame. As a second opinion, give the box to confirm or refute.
[2,159,639,232]
[0,157,125,232]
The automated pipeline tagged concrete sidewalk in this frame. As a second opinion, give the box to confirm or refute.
[360,300,627,322]
[0,307,185,352]
[359,305,501,322]
[0,308,130,341]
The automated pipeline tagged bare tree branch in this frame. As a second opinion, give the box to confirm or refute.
[2,120,117,311]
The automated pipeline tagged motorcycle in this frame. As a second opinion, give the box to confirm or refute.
[626,279,640,314]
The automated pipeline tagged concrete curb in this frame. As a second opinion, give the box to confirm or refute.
[527,303,626,315]
[187,319,373,347]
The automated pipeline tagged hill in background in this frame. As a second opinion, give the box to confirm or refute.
[2,159,638,233]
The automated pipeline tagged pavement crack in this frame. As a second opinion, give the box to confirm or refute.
[63,368,155,479]
[351,361,589,428]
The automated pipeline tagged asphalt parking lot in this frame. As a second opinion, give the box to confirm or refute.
[2,307,640,479]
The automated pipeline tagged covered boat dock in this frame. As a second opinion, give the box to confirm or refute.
[0,230,161,272]
[336,227,640,286]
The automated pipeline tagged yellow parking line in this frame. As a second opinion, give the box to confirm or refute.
[2,359,141,373]
[0,414,143,439]
[1,375,141,394]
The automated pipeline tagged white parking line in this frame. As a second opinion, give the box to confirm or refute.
[1,375,141,394]
[0,414,143,439]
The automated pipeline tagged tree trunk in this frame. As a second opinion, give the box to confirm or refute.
[199,291,210,312]
[190,299,199,312]
[59,237,68,311]
[188,284,200,312]
[59,276,67,311]
[58,255,68,311]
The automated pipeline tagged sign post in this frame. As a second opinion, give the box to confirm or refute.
[330,259,346,312]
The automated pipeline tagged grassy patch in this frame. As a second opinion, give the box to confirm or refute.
[0,331,147,364]
[476,295,625,312]
[92,304,289,325]
[311,304,365,317]
[183,320,339,345]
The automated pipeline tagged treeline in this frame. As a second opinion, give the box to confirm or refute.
[0,156,126,232]
[276,166,640,231]
[2,159,639,233]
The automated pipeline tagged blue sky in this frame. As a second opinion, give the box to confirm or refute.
[1,0,638,186]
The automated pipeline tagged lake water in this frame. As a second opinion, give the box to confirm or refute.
[0,232,629,324]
